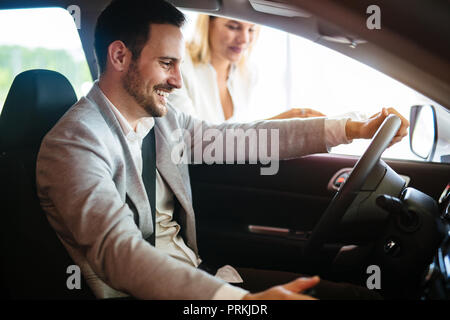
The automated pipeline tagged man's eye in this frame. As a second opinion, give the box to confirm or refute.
[160,61,171,68]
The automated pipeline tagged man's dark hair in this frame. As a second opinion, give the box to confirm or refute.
[94,0,186,74]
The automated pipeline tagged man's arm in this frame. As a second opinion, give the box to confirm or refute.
[172,106,329,163]
[172,106,408,164]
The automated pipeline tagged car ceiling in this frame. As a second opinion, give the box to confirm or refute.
[0,0,449,109]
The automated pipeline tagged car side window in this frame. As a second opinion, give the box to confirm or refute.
[0,7,92,113]
[182,12,437,162]
[251,26,437,162]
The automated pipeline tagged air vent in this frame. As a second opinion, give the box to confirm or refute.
[249,0,311,18]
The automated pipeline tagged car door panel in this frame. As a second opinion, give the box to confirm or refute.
[189,153,450,272]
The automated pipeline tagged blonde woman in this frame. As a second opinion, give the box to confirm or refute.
[169,15,325,123]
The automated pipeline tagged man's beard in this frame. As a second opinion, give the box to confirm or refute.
[122,59,167,117]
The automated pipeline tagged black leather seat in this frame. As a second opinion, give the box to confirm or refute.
[0,69,95,299]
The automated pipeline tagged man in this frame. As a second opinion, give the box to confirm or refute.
[36,0,408,300]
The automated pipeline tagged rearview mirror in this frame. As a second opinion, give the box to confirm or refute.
[409,105,437,160]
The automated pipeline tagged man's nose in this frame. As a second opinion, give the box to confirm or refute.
[168,66,182,89]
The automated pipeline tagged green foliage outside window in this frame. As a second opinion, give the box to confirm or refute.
[0,45,92,112]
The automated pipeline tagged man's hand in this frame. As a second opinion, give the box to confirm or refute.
[345,107,409,147]
[269,108,326,120]
[242,276,320,300]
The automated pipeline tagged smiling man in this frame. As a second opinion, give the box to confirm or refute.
[36,0,408,300]
[99,23,183,122]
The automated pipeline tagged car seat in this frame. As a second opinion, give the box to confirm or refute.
[0,69,95,299]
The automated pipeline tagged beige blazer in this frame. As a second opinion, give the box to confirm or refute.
[36,82,327,299]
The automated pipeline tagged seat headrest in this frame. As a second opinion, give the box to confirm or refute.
[0,69,77,151]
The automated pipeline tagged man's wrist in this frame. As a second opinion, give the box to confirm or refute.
[345,119,361,140]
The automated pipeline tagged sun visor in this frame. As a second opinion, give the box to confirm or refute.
[249,0,311,18]
[167,0,220,12]
[318,22,367,48]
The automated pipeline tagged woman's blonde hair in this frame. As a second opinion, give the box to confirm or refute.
[187,14,259,71]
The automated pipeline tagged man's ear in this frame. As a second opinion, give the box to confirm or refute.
[107,40,131,72]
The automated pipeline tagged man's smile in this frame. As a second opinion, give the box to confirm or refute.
[155,89,170,104]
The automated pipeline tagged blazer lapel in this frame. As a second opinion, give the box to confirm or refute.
[154,120,198,250]
[154,121,193,212]
[87,84,153,239]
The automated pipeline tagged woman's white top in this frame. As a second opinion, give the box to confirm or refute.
[168,54,355,149]
[169,54,256,124]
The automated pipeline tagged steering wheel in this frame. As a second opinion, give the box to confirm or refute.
[304,114,402,256]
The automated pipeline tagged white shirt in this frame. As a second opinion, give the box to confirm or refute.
[102,91,247,300]
[169,54,352,149]
[169,54,255,124]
